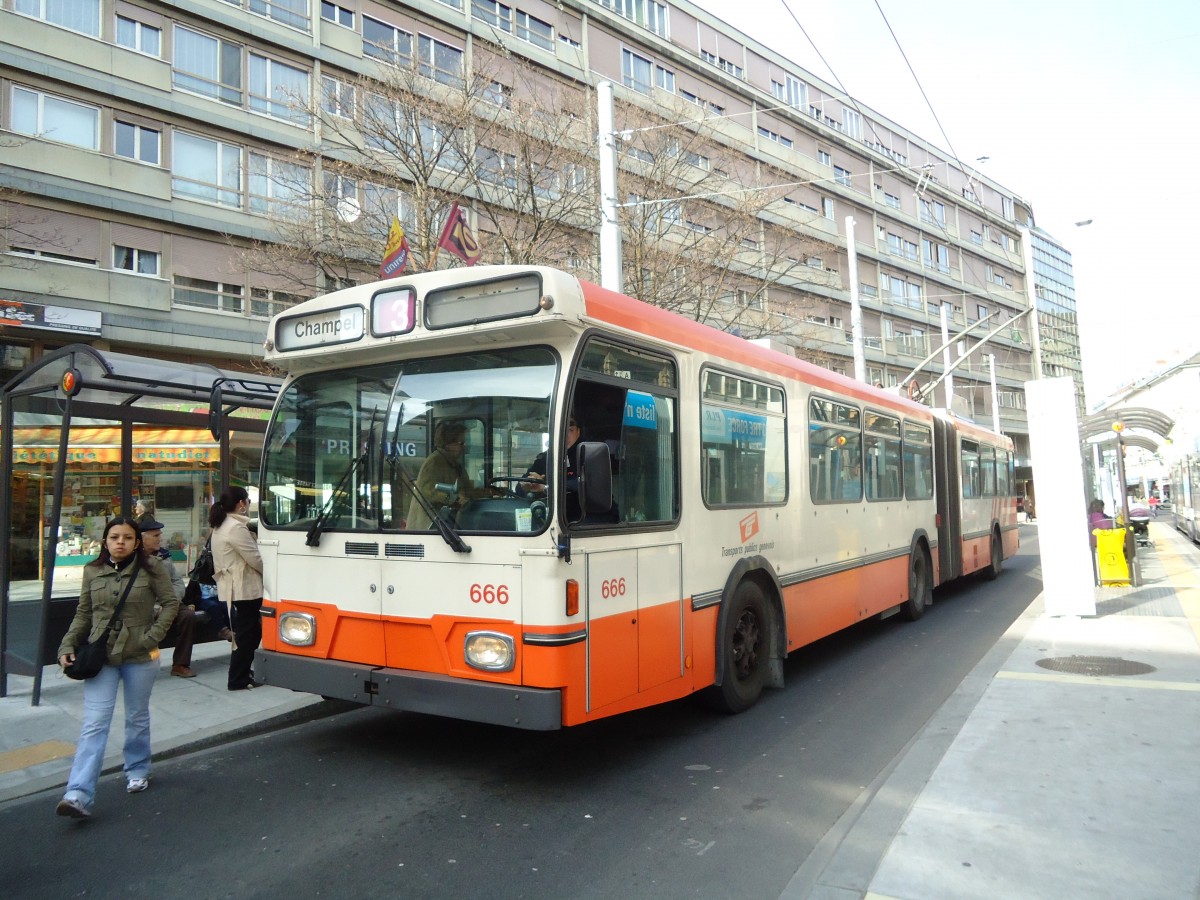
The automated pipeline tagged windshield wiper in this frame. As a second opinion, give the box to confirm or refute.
[381,375,471,554]
[305,408,376,547]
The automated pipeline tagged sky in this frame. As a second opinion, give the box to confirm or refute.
[691,0,1200,403]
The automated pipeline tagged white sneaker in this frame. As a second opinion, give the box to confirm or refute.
[56,797,91,818]
[127,777,150,794]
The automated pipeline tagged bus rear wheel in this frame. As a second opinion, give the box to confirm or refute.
[984,528,1003,580]
[706,581,771,714]
[902,546,931,621]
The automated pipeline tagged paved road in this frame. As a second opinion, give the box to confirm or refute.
[2,529,1041,900]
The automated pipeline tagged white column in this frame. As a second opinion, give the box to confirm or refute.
[1020,226,1043,379]
[597,81,623,292]
[1026,377,1095,615]
[989,353,1000,434]
[846,216,866,382]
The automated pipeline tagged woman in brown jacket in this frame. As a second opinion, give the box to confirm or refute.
[55,517,179,819]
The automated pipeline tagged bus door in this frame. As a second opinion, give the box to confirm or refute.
[584,543,683,711]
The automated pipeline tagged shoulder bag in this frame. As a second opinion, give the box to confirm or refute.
[64,559,141,681]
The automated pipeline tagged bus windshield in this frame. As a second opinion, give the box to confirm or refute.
[260,347,557,535]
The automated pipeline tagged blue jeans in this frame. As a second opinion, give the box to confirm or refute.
[61,657,159,811]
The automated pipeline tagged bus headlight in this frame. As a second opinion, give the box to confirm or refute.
[464,631,514,672]
[279,612,317,646]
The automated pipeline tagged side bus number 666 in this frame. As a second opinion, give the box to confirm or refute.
[601,577,627,598]
[470,583,509,604]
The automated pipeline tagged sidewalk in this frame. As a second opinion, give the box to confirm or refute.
[788,518,1200,899]
[0,638,327,805]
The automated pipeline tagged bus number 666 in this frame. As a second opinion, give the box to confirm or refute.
[601,578,626,598]
[470,583,509,604]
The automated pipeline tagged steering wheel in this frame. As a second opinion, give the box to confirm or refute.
[486,476,529,499]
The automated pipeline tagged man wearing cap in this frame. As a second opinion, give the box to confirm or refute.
[140,519,197,678]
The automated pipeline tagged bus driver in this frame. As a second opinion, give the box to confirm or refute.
[522,415,582,522]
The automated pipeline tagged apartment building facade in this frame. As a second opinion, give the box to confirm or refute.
[1,0,1050,466]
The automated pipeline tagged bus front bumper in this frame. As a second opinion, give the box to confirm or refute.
[253,650,562,730]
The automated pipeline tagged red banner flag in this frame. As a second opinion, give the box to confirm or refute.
[436,202,482,266]
[379,217,409,279]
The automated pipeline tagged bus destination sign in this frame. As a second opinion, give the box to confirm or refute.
[276,305,365,351]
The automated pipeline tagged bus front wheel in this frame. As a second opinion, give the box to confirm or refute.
[706,581,771,714]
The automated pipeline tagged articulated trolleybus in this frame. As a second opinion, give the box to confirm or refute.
[254,266,1017,729]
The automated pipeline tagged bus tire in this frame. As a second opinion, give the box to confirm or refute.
[706,580,771,714]
[983,527,1003,580]
[902,544,932,621]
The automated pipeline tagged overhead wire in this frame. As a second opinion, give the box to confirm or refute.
[770,0,1030,381]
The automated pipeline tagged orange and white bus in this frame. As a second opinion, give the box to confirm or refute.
[253,265,1017,728]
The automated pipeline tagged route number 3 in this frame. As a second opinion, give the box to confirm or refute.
[470,583,509,604]
[600,578,626,598]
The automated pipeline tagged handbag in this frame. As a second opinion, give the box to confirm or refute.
[188,537,216,586]
[64,559,141,681]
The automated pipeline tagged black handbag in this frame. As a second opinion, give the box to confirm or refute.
[64,560,141,681]
[188,537,216,586]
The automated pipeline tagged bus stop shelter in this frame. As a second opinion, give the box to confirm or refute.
[0,344,280,704]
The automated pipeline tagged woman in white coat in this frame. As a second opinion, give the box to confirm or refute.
[209,486,263,690]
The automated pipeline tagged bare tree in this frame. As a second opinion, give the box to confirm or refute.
[611,96,836,340]
[238,41,602,292]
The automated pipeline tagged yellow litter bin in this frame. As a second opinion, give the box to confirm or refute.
[1094,527,1130,586]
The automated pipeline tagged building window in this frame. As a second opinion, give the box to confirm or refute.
[1002,196,1014,220]
[251,287,304,319]
[173,275,244,314]
[621,48,653,94]
[113,246,160,276]
[919,198,946,227]
[320,1,354,28]
[822,197,834,219]
[173,26,243,105]
[970,229,982,244]
[115,121,160,164]
[418,35,464,86]
[817,149,831,166]
[842,108,862,140]
[483,80,512,108]
[116,15,161,56]
[219,0,308,31]
[471,2,556,51]
[757,126,793,148]
[655,64,675,92]
[248,153,309,215]
[172,132,242,207]
[363,16,413,64]
[320,76,355,118]
[922,239,949,273]
[595,0,668,38]
[14,0,99,35]
[834,165,852,187]
[884,191,900,209]
[771,75,805,110]
[10,87,99,150]
[249,54,310,123]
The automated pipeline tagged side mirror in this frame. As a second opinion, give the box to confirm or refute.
[575,441,613,519]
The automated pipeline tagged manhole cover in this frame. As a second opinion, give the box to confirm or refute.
[1035,656,1156,676]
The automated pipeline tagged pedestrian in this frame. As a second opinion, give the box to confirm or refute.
[134,498,156,530]
[209,486,264,691]
[55,516,179,819]
[140,518,197,678]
